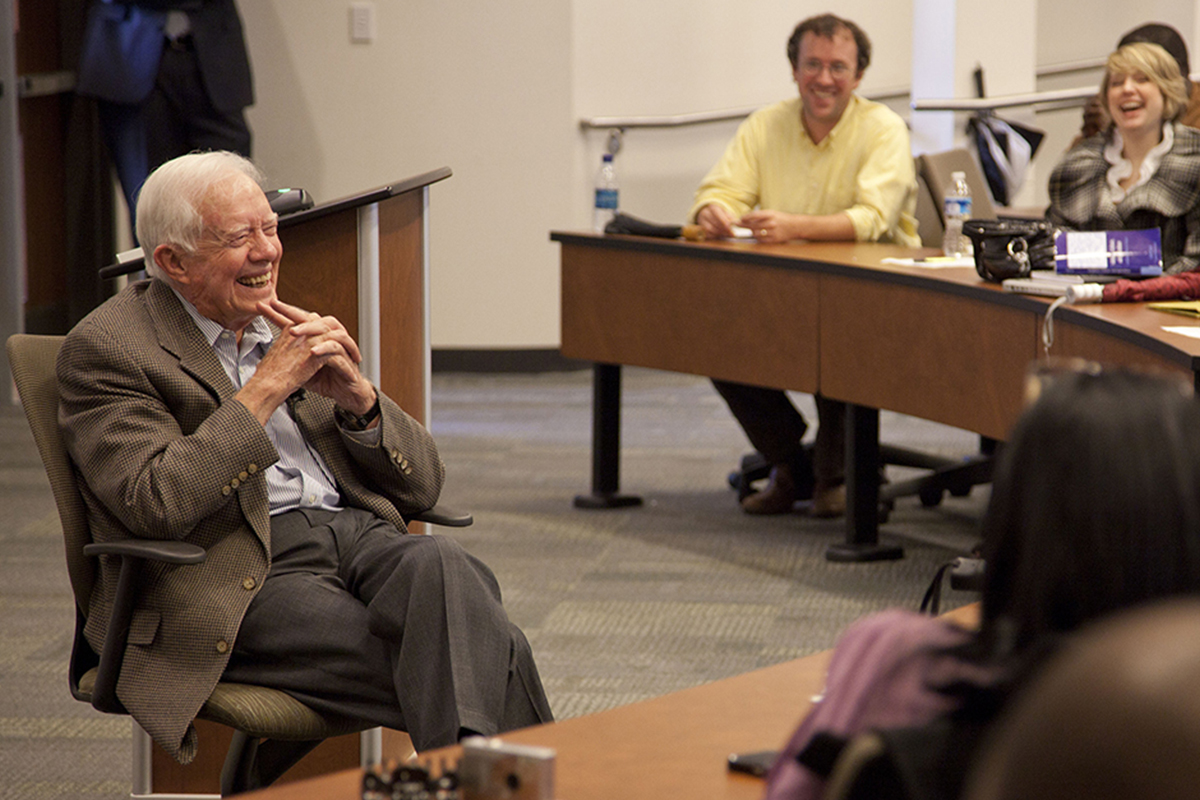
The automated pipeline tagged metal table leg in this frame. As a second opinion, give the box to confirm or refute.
[574,363,643,509]
[826,403,903,562]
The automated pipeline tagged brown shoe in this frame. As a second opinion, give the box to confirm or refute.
[741,464,797,515]
[811,482,846,518]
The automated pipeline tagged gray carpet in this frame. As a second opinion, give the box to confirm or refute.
[0,366,984,798]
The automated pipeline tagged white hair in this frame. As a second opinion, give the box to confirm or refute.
[135,151,266,278]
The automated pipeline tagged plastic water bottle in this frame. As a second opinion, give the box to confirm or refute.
[941,171,972,257]
[593,153,619,233]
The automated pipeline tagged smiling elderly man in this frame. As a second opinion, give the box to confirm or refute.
[689,13,920,520]
[56,151,552,775]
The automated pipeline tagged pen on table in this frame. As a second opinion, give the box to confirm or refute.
[915,256,963,263]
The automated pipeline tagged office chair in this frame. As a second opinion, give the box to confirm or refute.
[916,148,1000,225]
[6,333,471,796]
[912,156,945,250]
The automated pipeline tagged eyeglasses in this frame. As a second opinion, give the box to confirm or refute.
[799,60,854,80]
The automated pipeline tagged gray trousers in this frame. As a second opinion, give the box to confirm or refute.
[222,507,553,751]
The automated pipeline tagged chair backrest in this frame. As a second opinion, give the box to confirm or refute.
[917,148,998,223]
[912,158,945,249]
[6,335,95,617]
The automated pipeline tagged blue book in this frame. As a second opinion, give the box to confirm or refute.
[1054,229,1163,277]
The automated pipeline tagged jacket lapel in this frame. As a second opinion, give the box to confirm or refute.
[144,279,237,400]
[143,279,273,548]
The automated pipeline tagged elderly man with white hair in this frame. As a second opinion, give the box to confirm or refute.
[56,151,552,782]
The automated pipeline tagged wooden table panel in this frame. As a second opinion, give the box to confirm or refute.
[378,190,428,423]
[561,242,820,393]
[1052,303,1200,379]
[278,209,361,340]
[819,274,1036,440]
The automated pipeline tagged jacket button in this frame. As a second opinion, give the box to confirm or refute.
[247,464,258,473]
[238,471,249,481]
[221,486,232,496]
[216,640,229,654]
[230,478,240,489]
[242,577,256,590]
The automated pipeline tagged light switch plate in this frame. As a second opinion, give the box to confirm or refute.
[350,2,375,44]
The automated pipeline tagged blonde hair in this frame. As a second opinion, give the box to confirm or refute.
[1103,42,1189,124]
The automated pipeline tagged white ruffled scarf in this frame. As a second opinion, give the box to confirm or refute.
[1104,122,1173,203]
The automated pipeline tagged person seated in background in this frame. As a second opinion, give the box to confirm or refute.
[56,151,552,778]
[963,598,1200,800]
[1073,23,1200,146]
[761,365,1200,800]
[1048,42,1200,303]
[688,13,920,519]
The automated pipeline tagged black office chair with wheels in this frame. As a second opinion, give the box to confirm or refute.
[6,333,470,796]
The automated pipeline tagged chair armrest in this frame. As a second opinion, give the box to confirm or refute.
[84,540,206,564]
[409,503,474,528]
[84,540,207,713]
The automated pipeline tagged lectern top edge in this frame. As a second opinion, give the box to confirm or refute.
[279,166,452,229]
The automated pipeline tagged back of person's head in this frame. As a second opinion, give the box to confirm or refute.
[1119,22,1190,79]
[978,367,1200,657]
[787,13,870,75]
[136,151,266,277]
[964,598,1200,800]
[1102,42,1190,122]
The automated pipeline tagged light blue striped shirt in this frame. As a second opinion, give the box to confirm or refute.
[172,290,355,515]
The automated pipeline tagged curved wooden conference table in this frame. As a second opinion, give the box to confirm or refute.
[551,231,1200,559]
[244,604,980,800]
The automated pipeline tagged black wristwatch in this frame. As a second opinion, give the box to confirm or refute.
[335,393,381,432]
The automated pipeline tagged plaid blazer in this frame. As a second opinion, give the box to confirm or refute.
[56,278,444,763]
[1047,122,1200,274]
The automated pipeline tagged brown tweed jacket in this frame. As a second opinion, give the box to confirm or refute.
[56,278,445,763]
[1047,122,1200,275]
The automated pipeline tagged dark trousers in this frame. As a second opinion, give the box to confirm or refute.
[98,40,252,218]
[712,380,845,486]
[221,508,553,752]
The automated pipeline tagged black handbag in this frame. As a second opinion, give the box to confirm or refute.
[963,218,1056,282]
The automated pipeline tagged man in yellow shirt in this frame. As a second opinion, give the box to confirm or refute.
[690,13,919,517]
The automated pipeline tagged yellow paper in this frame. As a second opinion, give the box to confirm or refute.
[1147,300,1200,318]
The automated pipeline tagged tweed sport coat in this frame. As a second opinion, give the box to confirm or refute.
[56,278,445,763]
[1047,122,1200,275]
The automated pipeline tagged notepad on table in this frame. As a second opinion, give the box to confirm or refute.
[1147,300,1200,318]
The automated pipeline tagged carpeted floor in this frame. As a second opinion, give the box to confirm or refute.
[0,367,984,798]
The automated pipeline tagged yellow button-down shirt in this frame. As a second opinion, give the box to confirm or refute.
[690,94,920,246]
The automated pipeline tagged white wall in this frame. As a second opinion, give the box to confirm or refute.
[239,1,575,350]
[237,0,1200,351]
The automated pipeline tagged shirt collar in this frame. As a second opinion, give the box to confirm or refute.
[168,284,274,351]
[800,94,858,147]
[1104,122,1174,202]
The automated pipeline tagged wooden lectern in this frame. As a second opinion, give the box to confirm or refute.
[138,167,452,797]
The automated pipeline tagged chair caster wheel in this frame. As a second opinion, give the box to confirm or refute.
[919,487,944,507]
